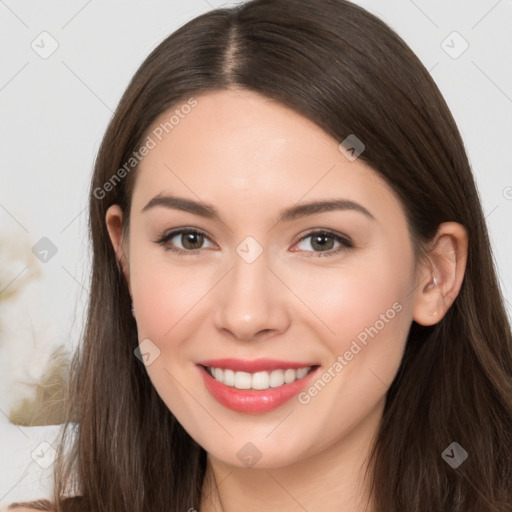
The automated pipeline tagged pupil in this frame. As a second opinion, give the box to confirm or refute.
[183,233,202,249]
[313,234,332,251]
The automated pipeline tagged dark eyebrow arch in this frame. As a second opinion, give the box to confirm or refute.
[141,194,375,222]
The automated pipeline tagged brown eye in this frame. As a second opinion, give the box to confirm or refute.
[179,231,205,250]
[294,230,353,257]
[155,228,215,254]
[310,233,335,251]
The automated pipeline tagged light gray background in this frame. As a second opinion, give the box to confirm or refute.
[0,0,511,505]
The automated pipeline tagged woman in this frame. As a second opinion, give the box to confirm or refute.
[9,0,512,510]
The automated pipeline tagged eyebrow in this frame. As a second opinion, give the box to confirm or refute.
[141,194,375,223]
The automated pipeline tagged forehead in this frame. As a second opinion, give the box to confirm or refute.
[132,89,405,226]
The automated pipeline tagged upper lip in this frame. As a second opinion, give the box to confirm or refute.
[197,358,319,373]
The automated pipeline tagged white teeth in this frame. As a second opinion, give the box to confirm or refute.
[213,367,223,381]
[234,371,252,389]
[269,369,285,388]
[207,366,313,390]
[223,368,235,387]
[296,367,309,379]
[252,371,270,390]
[284,368,296,384]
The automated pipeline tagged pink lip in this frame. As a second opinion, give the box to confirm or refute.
[196,362,320,414]
[197,358,318,373]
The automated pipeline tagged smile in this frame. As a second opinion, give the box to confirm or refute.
[197,358,321,413]
[205,366,314,390]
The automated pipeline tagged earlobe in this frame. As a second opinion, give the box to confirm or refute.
[105,204,131,293]
[412,222,468,326]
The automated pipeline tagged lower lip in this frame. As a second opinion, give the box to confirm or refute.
[198,365,320,413]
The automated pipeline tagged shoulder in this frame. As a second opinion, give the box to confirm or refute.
[8,509,52,512]
[7,500,53,511]
[7,496,86,511]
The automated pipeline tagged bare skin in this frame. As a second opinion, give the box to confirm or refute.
[106,88,467,511]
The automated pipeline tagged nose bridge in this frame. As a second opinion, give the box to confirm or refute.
[214,237,289,340]
[231,240,270,296]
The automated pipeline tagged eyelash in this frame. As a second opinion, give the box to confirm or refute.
[154,228,354,258]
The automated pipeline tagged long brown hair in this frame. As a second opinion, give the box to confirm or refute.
[10,0,512,510]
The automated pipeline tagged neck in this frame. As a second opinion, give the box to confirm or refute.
[199,398,384,512]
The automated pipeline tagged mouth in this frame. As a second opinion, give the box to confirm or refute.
[196,358,321,413]
[203,364,316,390]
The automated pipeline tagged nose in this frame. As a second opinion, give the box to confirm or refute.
[213,248,291,342]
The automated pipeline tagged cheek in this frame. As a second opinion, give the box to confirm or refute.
[295,252,411,348]
[131,262,210,344]
[284,253,413,450]
[129,235,206,328]
[128,250,212,418]
[289,241,415,402]
[128,249,229,396]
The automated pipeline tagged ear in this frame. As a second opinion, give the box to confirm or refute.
[105,204,131,295]
[412,222,468,326]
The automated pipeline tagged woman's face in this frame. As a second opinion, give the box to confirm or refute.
[108,89,425,469]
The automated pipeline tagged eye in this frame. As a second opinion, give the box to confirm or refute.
[154,228,353,258]
[293,230,353,258]
[154,228,216,255]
